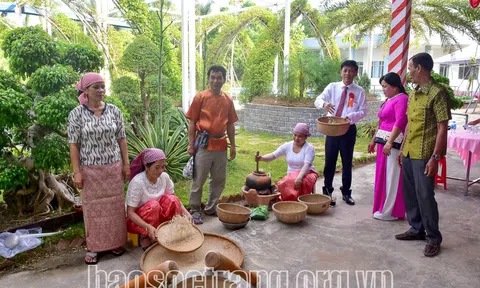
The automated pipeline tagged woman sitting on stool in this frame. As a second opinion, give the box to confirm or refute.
[126,148,191,250]
[256,123,318,201]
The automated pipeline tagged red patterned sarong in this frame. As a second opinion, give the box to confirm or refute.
[126,194,183,235]
[277,170,318,201]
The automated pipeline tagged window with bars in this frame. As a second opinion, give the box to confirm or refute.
[371,61,384,78]
[357,62,364,75]
[458,64,479,80]
[439,64,450,77]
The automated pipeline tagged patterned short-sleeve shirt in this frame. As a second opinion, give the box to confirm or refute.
[402,80,451,160]
[68,103,126,166]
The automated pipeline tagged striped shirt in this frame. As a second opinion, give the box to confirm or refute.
[68,103,126,166]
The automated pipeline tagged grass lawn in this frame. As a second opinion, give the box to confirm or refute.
[174,128,375,206]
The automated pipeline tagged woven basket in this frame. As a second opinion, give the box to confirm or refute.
[272,201,308,224]
[298,194,331,214]
[141,233,244,274]
[155,221,204,253]
[316,116,350,136]
[217,203,251,224]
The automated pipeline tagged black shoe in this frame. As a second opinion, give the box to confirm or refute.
[395,230,426,241]
[424,241,441,257]
[342,195,355,205]
[322,187,336,207]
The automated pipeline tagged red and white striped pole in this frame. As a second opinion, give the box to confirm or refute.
[387,0,412,84]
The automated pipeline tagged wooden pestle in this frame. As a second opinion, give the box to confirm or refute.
[205,250,258,286]
[255,151,259,173]
[120,260,179,288]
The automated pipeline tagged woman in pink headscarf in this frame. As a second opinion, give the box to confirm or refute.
[68,72,130,264]
[126,148,191,250]
[256,123,319,201]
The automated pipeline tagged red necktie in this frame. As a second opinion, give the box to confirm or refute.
[335,86,348,117]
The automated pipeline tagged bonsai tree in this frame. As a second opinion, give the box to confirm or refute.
[119,35,159,127]
[0,26,103,216]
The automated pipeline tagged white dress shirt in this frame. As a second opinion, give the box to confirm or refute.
[314,81,368,124]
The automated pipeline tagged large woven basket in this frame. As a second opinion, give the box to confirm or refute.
[272,201,308,224]
[298,194,331,214]
[216,203,251,224]
[155,221,204,253]
[141,233,244,274]
[316,116,350,136]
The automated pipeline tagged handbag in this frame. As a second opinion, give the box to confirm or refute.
[183,156,195,180]
[374,129,403,149]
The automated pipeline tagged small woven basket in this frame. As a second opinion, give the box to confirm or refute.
[216,203,251,224]
[298,194,331,214]
[155,221,204,253]
[272,201,308,224]
[316,116,350,136]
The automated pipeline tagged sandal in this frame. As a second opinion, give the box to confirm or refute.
[139,235,153,251]
[111,247,124,257]
[192,213,203,225]
[84,251,98,265]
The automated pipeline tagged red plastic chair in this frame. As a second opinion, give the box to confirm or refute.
[434,157,447,190]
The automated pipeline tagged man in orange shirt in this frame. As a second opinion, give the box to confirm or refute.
[186,65,238,224]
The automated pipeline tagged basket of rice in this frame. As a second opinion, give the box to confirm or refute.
[156,215,204,253]
[316,116,350,137]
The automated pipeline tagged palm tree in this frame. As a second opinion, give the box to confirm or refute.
[326,0,480,51]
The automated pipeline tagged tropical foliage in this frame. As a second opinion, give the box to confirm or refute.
[126,109,190,181]
[0,26,103,216]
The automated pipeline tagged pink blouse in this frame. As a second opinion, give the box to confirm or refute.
[378,93,408,133]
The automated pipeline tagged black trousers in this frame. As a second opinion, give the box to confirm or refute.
[323,124,356,196]
[402,155,442,244]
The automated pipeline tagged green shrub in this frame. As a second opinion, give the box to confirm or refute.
[32,133,70,172]
[28,65,79,96]
[356,73,371,93]
[127,109,189,181]
[0,70,22,92]
[34,89,78,130]
[59,44,103,73]
[0,159,29,191]
[357,120,379,139]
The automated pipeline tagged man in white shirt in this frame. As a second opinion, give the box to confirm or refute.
[314,60,367,206]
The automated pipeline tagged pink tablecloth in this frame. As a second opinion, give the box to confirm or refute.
[447,131,480,168]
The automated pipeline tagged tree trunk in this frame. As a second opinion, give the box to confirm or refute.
[45,172,74,210]
[34,170,54,216]
[27,124,53,148]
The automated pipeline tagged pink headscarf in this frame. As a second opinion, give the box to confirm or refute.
[130,148,167,181]
[293,123,311,137]
[76,72,104,105]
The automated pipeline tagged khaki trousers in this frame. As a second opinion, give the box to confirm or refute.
[189,148,227,214]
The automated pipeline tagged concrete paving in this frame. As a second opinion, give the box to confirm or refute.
[1,149,479,288]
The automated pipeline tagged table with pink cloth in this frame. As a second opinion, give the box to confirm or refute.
[447,131,480,195]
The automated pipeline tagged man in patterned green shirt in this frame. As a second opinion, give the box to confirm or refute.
[395,53,450,257]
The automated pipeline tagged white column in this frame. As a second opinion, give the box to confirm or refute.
[181,0,190,113]
[188,4,196,104]
[283,0,291,93]
[273,55,279,94]
[365,31,374,78]
[230,39,235,96]
[14,1,23,27]
[96,0,110,94]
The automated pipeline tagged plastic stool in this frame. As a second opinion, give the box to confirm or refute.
[434,157,447,190]
[127,232,139,247]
